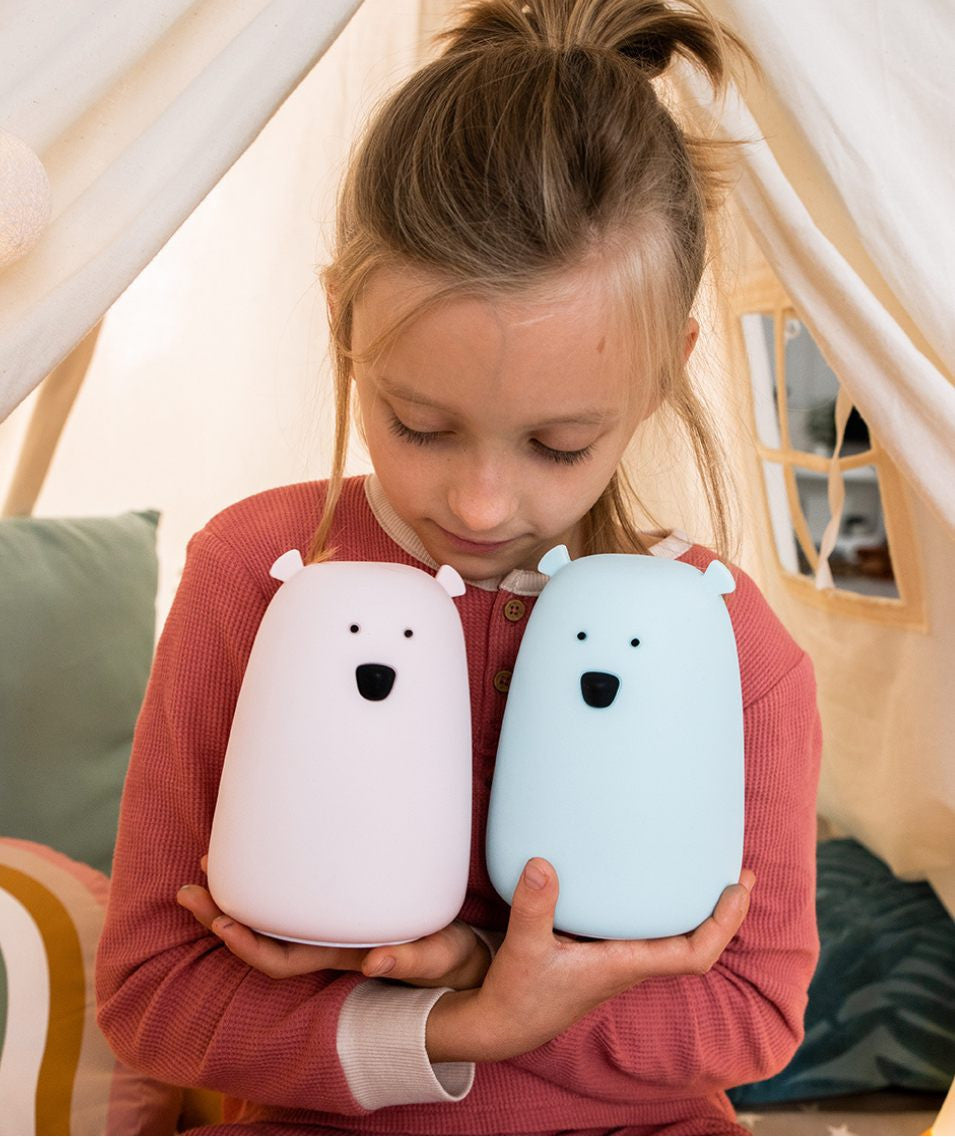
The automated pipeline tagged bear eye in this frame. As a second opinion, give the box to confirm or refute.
[577,631,587,641]
[631,637,640,647]
[404,628,414,638]
[350,624,360,634]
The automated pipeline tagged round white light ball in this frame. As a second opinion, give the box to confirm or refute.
[0,130,52,269]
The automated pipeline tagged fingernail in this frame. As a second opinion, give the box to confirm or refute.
[370,957,395,976]
[524,861,547,890]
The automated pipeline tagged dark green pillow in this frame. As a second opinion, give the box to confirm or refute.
[0,511,159,875]
[729,837,955,1105]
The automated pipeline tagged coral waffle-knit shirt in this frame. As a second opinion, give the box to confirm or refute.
[96,474,822,1136]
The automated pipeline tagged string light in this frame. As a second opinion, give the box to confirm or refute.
[0,130,51,269]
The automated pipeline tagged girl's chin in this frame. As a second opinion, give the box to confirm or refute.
[433,545,524,575]
[421,528,535,575]
[426,521,509,554]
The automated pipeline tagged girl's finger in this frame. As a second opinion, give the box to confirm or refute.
[679,880,752,973]
[211,918,367,979]
[207,917,294,976]
[179,883,368,977]
[176,883,223,930]
[364,943,417,978]
[364,923,460,979]
[503,858,560,944]
[613,875,753,982]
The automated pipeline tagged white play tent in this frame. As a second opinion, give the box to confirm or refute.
[4,0,952,901]
[1,2,955,1128]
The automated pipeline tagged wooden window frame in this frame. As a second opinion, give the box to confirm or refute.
[730,271,926,631]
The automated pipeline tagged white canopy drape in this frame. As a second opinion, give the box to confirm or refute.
[0,0,427,624]
[681,0,955,537]
[0,0,362,423]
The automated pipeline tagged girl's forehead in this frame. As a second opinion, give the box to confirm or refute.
[355,264,626,361]
[364,298,624,394]
[352,264,653,421]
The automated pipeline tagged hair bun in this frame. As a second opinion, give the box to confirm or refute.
[616,31,673,78]
[436,2,736,91]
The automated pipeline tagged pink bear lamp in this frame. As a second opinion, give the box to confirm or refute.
[207,551,472,947]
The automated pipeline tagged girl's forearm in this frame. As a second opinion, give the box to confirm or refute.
[425,987,504,1063]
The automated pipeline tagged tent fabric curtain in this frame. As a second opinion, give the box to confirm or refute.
[0,0,363,424]
[677,0,955,539]
[676,0,955,906]
[0,0,427,628]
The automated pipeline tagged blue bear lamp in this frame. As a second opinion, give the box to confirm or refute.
[486,545,744,940]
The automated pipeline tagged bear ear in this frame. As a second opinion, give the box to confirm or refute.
[702,559,736,596]
[436,564,466,597]
[270,549,305,582]
[538,544,572,577]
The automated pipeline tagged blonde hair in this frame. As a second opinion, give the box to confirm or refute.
[307,0,752,565]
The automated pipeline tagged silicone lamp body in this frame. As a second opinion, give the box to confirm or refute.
[486,545,744,940]
[207,552,472,947]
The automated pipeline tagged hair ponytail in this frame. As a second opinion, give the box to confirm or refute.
[438,0,736,82]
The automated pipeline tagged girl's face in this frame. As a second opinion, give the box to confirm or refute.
[350,265,696,579]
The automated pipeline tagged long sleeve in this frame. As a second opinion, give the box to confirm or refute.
[94,525,472,1113]
[497,574,822,1100]
[97,478,823,1133]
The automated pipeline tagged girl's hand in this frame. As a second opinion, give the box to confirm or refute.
[426,857,755,1063]
[176,860,491,990]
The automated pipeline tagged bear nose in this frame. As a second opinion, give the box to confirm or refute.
[355,663,396,701]
[580,671,620,709]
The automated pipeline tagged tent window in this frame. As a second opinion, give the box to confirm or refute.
[741,309,901,600]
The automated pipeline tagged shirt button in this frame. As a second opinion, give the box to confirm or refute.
[493,669,512,694]
[503,598,526,622]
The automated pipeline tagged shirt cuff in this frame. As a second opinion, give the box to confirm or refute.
[336,980,475,1110]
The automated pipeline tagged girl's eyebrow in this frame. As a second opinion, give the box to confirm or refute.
[377,377,615,427]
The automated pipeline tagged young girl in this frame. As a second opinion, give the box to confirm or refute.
[96,1,822,1133]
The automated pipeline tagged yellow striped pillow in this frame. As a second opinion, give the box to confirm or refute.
[0,838,185,1135]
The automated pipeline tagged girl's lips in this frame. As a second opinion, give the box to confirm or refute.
[435,523,517,554]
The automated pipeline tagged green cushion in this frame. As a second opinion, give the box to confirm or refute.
[729,837,955,1104]
[0,511,159,875]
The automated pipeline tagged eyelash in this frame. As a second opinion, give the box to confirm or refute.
[386,414,595,466]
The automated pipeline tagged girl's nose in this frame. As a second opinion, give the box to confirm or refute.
[446,464,518,535]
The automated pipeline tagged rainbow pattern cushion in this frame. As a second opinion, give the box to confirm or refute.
[0,838,185,1135]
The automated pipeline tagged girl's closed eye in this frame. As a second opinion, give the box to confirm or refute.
[386,412,595,466]
[387,413,445,448]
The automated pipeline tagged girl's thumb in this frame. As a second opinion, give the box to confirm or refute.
[507,857,558,935]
